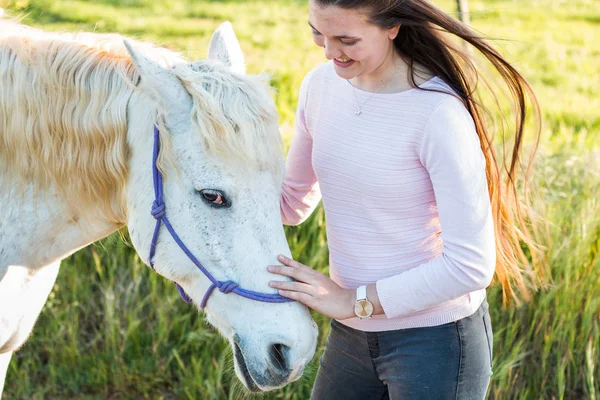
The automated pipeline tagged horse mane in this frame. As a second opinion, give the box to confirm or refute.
[0,22,282,225]
[173,61,282,176]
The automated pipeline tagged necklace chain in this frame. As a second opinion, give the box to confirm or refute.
[348,66,399,116]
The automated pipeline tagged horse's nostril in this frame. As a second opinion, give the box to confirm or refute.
[268,343,291,376]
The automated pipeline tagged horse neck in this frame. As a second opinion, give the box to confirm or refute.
[0,93,155,270]
[0,97,156,271]
[0,177,121,270]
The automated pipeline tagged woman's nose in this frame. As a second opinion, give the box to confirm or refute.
[324,41,341,60]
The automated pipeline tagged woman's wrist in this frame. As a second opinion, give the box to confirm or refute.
[342,285,385,320]
[342,288,357,319]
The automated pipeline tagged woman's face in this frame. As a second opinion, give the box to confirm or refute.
[308,1,400,80]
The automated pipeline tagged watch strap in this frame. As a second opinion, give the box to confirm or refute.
[356,285,367,301]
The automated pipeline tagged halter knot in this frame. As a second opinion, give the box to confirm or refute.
[218,280,239,294]
[151,201,166,219]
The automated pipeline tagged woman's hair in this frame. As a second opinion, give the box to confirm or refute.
[314,0,545,304]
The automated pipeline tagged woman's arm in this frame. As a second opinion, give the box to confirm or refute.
[375,97,496,318]
[280,71,322,226]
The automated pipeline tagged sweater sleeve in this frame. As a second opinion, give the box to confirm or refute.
[280,71,322,226]
[375,97,496,319]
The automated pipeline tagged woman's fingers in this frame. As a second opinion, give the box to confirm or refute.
[277,290,313,305]
[277,254,304,268]
[266,255,355,319]
[269,280,314,295]
[268,256,314,282]
[268,264,313,283]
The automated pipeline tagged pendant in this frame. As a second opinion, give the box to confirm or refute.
[355,109,361,116]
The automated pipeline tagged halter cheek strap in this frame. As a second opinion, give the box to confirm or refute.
[148,125,293,308]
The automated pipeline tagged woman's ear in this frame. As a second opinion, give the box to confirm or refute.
[388,24,401,40]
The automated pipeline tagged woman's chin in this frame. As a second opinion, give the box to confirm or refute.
[333,64,359,80]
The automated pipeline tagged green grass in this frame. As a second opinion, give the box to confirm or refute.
[1,0,599,398]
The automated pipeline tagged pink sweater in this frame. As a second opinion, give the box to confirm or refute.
[280,62,496,332]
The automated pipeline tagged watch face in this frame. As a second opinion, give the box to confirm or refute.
[354,299,374,318]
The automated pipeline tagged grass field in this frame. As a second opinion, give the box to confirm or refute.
[1,0,599,398]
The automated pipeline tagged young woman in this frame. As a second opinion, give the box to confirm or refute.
[267,0,542,398]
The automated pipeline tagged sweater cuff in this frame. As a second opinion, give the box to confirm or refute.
[375,275,414,319]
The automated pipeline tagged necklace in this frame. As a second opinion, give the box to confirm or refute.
[348,66,399,116]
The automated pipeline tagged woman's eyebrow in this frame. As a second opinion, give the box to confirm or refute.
[308,21,360,39]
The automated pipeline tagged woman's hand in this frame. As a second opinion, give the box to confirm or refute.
[268,255,356,320]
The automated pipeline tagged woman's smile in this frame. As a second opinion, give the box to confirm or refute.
[333,57,355,68]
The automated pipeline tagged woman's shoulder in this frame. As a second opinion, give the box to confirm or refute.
[413,77,462,107]
[406,78,472,123]
[417,82,477,145]
[427,81,471,115]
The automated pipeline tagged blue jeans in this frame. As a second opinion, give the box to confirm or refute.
[311,298,493,400]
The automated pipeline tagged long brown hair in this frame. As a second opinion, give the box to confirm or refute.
[314,0,546,304]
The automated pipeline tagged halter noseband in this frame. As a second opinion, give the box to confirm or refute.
[148,125,293,308]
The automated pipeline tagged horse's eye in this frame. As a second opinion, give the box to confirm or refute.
[199,189,230,208]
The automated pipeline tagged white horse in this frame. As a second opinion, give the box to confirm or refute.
[0,20,317,396]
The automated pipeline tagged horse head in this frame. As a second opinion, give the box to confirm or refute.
[123,23,318,392]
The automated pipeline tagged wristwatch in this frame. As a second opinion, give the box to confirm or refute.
[354,285,374,319]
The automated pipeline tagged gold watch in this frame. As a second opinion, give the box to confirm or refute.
[354,285,373,319]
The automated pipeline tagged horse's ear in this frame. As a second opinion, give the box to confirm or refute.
[123,40,191,122]
[207,22,246,74]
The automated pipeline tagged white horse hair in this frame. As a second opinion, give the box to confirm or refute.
[0,19,317,396]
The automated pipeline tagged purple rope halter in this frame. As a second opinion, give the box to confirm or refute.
[148,125,293,308]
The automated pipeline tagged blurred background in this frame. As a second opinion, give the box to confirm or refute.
[0,0,598,398]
